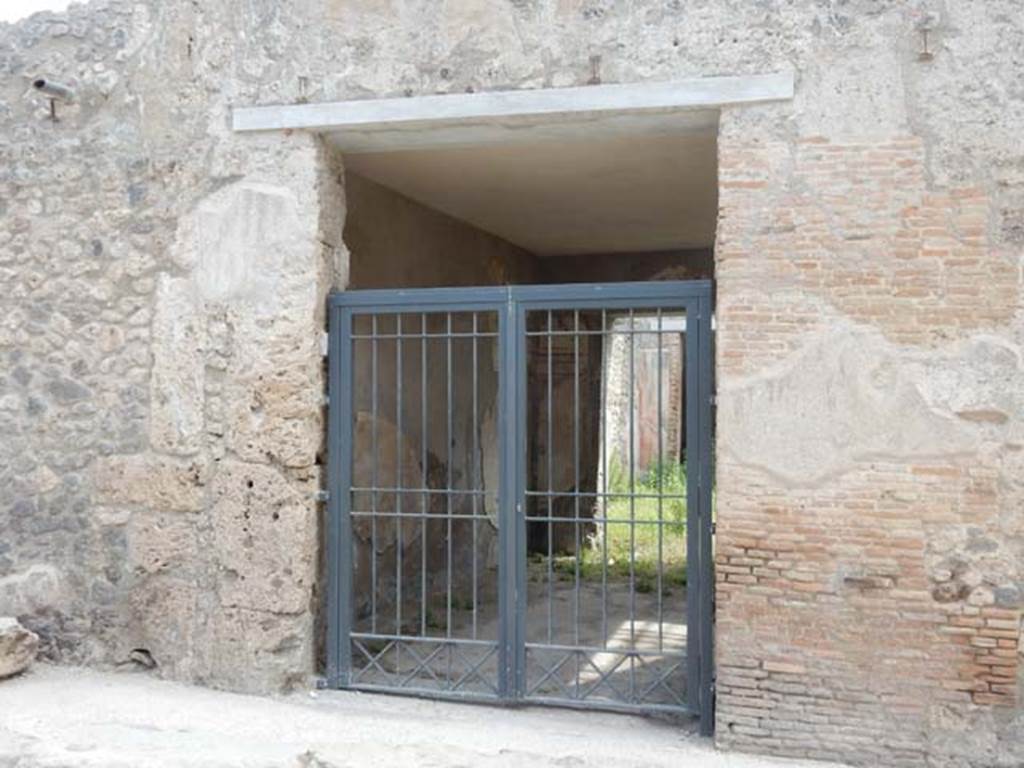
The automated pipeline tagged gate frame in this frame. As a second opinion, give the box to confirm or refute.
[325,280,715,734]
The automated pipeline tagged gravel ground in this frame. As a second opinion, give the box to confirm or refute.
[0,664,843,768]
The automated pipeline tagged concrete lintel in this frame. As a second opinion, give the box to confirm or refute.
[231,73,794,136]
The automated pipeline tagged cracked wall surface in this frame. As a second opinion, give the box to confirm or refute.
[0,1,1022,765]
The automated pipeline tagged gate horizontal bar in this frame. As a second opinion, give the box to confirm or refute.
[352,633,497,646]
[524,490,687,500]
[331,286,509,308]
[511,280,711,305]
[351,331,499,340]
[350,510,492,521]
[523,515,688,526]
[525,642,686,657]
[347,684,510,704]
[330,280,712,310]
[519,697,695,717]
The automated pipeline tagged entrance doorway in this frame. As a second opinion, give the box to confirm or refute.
[326,281,713,732]
[229,73,799,740]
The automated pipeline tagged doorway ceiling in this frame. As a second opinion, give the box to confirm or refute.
[339,123,719,257]
[235,76,796,257]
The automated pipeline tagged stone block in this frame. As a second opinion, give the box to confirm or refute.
[92,454,208,513]
[126,512,199,576]
[0,565,66,617]
[150,275,205,455]
[126,575,202,681]
[174,181,310,314]
[224,352,322,469]
[208,607,312,693]
[718,322,978,486]
[210,461,316,616]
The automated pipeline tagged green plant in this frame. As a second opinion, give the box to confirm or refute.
[606,454,630,494]
[541,459,690,594]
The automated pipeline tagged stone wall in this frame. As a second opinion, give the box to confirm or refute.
[0,2,345,692]
[0,1,1022,764]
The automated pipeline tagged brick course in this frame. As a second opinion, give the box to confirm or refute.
[715,133,1023,765]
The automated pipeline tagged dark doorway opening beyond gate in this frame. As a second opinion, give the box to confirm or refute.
[326,282,714,734]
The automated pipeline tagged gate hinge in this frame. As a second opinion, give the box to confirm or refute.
[314,490,329,503]
[320,331,329,358]
[711,521,716,535]
[709,393,717,406]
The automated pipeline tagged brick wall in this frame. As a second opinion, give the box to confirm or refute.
[714,131,1023,765]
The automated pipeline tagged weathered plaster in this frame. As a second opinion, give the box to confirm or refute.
[718,318,1024,487]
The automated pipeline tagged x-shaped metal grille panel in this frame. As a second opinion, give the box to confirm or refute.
[525,647,686,710]
[352,638,499,696]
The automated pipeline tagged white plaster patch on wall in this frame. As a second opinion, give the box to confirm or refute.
[188,182,305,314]
[716,322,1011,487]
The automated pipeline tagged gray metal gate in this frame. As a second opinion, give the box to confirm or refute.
[326,281,714,734]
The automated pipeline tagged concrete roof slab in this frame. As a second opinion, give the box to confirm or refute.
[232,73,793,152]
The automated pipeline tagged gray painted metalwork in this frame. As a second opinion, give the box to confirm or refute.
[327,281,714,733]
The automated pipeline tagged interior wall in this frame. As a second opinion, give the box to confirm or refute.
[342,172,543,623]
[539,249,714,284]
[343,172,540,289]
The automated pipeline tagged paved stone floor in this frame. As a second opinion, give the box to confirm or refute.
[0,664,844,768]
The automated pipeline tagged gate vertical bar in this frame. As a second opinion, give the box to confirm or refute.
[600,309,609,652]
[546,311,554,647]
[396,315,404,645]
[684,286,715,733]
[696,291,715,736]
[471,312,479,639]
[512,294,528,698]
[685,299,701,715]
[420,313,428,637]
[445,313,453,645]
[497,289,516,698]
[327,304,353,687]
[370,317,378,634]
[628,308,637,703]
[572,309,581,699]
[656,308,664,652]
